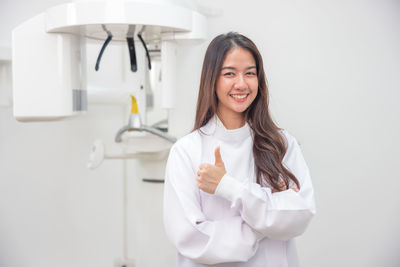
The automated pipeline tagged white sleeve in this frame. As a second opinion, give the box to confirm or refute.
[163,143,262,265]
[215,132,316,241]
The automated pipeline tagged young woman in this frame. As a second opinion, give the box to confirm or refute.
[163,32,316,267]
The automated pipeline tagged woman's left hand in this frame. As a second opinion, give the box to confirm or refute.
[197,146,227,194]
[272,182,300,193]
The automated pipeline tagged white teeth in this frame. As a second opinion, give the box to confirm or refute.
[231,94,247,99]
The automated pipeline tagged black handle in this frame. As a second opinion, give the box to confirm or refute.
[126,37,137,72]
[137,33,152,70]
[95,34,113,71]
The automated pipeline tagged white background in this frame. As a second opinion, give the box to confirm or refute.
[1,0,399,267]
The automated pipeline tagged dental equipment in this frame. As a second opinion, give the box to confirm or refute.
[114,95,177,144]
[12,0,207,121]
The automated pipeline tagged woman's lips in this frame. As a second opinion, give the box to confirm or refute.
[230,94,249,102]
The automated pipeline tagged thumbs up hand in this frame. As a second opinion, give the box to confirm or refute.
[197,146,227,194]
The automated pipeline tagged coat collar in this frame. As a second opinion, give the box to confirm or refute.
[200,114,251,142]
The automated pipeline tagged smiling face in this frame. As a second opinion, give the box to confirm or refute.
[215,47,259,126]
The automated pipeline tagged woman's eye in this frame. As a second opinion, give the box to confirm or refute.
[247,72,257,76]
[223,72,234,76]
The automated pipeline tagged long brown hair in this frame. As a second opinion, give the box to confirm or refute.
[193,32,300,191]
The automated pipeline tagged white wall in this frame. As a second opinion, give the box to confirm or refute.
[1,0,400,267]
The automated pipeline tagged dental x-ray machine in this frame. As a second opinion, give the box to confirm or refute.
[11,1,207,266]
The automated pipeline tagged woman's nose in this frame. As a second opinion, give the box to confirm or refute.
[233,74,248,89]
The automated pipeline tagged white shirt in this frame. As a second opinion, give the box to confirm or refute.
[163,115,316,267]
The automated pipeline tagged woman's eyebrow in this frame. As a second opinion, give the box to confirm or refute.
[221,66,257,70]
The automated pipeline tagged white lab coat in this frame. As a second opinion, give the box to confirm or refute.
[163,115,316,267]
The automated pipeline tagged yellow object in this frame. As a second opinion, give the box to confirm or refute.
[130,95,138,114]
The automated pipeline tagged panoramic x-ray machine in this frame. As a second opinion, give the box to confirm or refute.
[11,0,208,265]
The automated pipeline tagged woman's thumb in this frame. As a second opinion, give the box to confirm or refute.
[214,146,224,166]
